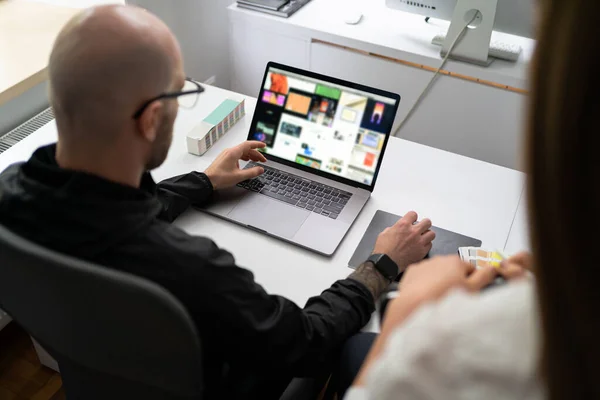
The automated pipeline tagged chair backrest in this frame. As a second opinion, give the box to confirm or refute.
[0,224,203,399]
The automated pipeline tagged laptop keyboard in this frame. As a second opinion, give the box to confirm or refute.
[236,163,353,220]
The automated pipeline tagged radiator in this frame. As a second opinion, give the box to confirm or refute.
[0,107,54,154]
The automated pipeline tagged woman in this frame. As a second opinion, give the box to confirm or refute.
[345,0,600,399]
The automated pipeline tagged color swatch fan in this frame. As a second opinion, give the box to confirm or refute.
[459,247,505,269]
[186,98,245,156]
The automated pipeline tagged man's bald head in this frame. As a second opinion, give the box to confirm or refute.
[49,5,184,136]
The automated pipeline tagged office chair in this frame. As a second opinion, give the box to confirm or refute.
[0,224,203,400]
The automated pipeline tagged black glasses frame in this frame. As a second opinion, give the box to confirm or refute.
[132,77,205,119]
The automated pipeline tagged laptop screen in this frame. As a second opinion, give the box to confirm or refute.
[248,63,400,190]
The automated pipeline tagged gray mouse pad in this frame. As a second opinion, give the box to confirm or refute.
[348,210,482,269]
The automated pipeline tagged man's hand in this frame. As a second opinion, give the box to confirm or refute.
[373,211,436,272]
[205,141,267,190]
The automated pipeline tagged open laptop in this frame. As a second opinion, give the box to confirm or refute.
[200,62,400,255]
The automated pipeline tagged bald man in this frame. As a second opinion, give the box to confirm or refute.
[0,5,433,399]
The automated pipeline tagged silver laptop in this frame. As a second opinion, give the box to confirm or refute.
[201,62,400,255]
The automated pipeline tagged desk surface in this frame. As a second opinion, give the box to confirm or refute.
[0,85,527,307]
[0,1,81,106]
[505,189,530,255]
[229,0,536,90]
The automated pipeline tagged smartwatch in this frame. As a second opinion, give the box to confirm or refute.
[366,254,399,281]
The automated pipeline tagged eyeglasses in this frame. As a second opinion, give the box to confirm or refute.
[132,77,205,119]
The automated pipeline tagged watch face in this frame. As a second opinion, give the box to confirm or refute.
[369,254,398,280]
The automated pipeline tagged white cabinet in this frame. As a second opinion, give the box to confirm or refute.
[227,2,530,170]
[230,21,310,98]
[310,42,526,169]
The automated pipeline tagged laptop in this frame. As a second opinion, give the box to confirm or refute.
[200,62,400,255]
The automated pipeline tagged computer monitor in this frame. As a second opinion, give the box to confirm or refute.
[386,0,535,65]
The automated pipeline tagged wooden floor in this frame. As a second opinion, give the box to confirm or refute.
[0,323,65,400]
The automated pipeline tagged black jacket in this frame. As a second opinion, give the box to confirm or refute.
[0,144,375,399]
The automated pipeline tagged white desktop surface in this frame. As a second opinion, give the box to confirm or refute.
[505,189,531,255]
[0,85,526,307]
[229,0,535,90]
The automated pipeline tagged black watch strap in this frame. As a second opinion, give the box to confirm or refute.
[367,254,399,281]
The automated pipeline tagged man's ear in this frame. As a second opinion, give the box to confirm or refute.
[136,101,163,143]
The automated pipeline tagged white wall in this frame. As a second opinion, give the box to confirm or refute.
[128,0,233,89]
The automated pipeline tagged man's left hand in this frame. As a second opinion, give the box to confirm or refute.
[205,141,267,190]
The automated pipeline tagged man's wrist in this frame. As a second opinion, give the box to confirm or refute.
[348,262,392,301]
[204,171,218,190]
[367,253,400,281]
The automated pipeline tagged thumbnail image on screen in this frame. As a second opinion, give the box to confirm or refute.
[253,67,397,186]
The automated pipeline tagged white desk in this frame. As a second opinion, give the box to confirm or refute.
[0,85,526,309]
[505,189,531,255]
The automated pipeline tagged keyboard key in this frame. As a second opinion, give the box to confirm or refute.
[309,184,316,189]
[331,197,339,203]
[270,188,278,193]
[323,200,331,205]
[324,204,342,213]
[315,203,324,208]
[296,203,306,208]
[329,213,338,219]
[324,194,332,200]
[274,173,281,177]
[302,187,310,192]
[308,195,315,200]
[324,189,331,194]
[263,190,298,205]
[321,211,330,216]
[250,187,260,192]
[278,190,286,195]
[302,182,310,186]
[292,195,301,200]
[307,200,316,206]
[314,208,322,213]
[272,183,279,188]
[306,206,315,211]
[309,190,316,195]
[295,184,302,189]
[274,178,281,183]
[285,193,293,198]
[293,190,300,195]
[316,187,323,192]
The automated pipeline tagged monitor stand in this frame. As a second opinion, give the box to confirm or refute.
[441,0,498,66]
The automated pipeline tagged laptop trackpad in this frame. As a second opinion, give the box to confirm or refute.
[228,195,310,239]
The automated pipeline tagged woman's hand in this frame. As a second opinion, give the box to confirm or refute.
[399,255,496,303]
